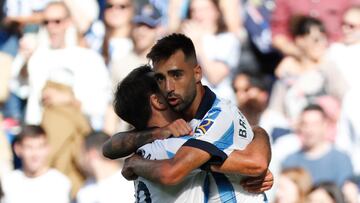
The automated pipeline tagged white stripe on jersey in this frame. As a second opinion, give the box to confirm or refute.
[134,137,206,203]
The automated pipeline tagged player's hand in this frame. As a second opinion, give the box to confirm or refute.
[161,119,193,138]
[240,169,274,193]
[122,154,141,180]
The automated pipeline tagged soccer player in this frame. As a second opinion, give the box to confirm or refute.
[103,34,272,202]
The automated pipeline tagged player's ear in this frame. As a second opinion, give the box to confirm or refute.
[194,64,202,83]
[150,94,167,110]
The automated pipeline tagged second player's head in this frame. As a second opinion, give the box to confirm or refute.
[114,65,167,130]
[147,33,202,114]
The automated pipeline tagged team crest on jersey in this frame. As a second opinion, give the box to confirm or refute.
[195,119,214,136]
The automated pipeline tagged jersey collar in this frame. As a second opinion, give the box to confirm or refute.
[194,86,216,120]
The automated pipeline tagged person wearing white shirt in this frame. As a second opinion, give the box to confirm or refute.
[77,131,134,203]
[2,125,71,203]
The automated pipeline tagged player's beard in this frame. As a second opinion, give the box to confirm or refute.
[168,81,197,113]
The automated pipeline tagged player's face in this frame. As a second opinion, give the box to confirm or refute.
[153,50,200,113]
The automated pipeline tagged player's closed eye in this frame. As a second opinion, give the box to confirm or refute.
[155,75,165,83]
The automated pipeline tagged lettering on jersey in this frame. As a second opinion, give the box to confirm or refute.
[195,119,214,136]
[238,112,247,138]
[136,181,152,203]
[194,108,221,137]
[137,149,146,157]
[136,149,153,160]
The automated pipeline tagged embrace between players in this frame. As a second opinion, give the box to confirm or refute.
[102,33,273,203]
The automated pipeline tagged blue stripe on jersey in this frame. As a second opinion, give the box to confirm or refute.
[263,192,268,203]
[206,107,221,120]
[213,122,234,151]
[166,151,175,158]
[203,173,210,203]
[212,173,236,203]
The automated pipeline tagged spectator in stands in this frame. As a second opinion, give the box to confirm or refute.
[271,0,360,57]
[25,2,111,129]
[327,5,360,89]
[307,182,346,203]
[84,0,135,65]
[269,16,345,122]
[274,16,328,80]
[1,125,71,203]
[104,2,162,134]
[336,89,360,183]
[0,119,13,179]
[275,167,312,203]
[40,69,91,197]
[0,52,12,106]
[2,34,37,124]
[282,104,353,187]
[342,179,360,203]
[232,70,290,141]
[181,0,241,101]
[77,131,134,203]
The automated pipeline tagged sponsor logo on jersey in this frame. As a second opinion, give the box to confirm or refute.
[195,119,214,136]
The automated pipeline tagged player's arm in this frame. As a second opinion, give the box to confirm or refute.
[102,119,192,159]
[122,143,215,185]
[211,126,271,176]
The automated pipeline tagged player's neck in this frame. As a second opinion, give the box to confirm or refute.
[183,85,205,121]
[148,109,178,128]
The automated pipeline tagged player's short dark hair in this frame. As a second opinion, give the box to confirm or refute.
[147,33,197,65]
[113,65,161,130]
[16,125,47,143]
[302,103,326,117]
[290,15,326,37]
[84,131,109,151]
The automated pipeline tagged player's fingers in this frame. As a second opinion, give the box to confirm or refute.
[169,119,191,137]
[241,178,264,186]
[122,168,137,181]
[243,186,269,193]
[242,181,273,191]
[174,119,192,135]
[242,178,273,187]
[245,183,273,192]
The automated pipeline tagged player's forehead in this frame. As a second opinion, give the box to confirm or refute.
[153,50,190,75]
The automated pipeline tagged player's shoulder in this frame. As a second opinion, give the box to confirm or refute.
[211,97,243,118]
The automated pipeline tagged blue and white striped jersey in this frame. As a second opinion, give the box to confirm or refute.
[135,86,267,203]
[134,137,207,203]
[184,86,267,203]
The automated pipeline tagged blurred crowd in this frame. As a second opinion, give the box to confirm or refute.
[0,0,360,202]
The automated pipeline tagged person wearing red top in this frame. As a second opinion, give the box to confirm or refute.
[271,0,360,57]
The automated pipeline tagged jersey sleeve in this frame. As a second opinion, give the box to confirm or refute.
[183,105,253,165]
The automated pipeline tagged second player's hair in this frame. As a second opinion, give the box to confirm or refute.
[113,65,161,130]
